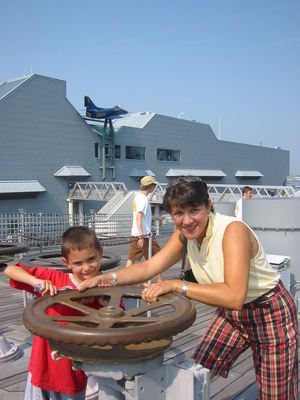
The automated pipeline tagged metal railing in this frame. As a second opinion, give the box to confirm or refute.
[150,184,296,203]
[68,183,296,203]
[68,182,128,201]
[0,184,297,254]
[0,210,175,253]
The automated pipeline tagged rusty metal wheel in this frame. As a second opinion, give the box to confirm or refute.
[20,250,121,271]
[0,242,29,255]
[23,286,196,363]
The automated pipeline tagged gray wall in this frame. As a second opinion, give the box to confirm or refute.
[214,202,236,216]
[0,75,103,213]
[242,198,300,285]
[114,114,289,189]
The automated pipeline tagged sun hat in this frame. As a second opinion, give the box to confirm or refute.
[140,176,158,187]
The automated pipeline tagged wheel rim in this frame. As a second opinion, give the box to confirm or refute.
[0,242,29,255]
[23,286,196,362]
[20,250,121,271]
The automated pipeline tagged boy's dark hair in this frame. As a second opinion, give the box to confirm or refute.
[61,226,101,259]
[242,186,253,195]
[163,177,214,213]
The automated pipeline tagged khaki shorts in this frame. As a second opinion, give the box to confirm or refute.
[128,236,161,262]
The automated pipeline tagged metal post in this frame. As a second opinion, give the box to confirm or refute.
[0,332,21,364]
[147,232,152,317]
[89,209,95,232]
[148,232,152,260]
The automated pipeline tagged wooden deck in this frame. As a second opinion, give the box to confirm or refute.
[0,238,299,399]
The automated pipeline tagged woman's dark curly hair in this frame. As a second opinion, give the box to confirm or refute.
[163,177,214,214]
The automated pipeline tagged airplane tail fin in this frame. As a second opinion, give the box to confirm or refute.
[84,95,98,110]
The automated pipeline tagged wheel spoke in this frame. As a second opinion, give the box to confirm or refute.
[107,291,123,308]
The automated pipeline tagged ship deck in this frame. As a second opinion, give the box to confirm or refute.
[0,237,299,399]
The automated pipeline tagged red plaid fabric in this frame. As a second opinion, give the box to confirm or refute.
[192,280,298,399]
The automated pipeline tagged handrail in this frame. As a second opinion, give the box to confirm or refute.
[68,182,296,203]
[68,182,128,201]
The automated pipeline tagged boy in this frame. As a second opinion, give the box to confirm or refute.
[5,226,106,400]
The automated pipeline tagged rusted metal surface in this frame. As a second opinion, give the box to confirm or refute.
[23,286,196,362]
[0,243,29,255]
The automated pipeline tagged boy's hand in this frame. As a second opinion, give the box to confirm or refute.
[34,279,57,296]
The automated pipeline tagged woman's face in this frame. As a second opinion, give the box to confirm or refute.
[171,201,211,241]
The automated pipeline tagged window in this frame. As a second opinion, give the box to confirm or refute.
[126,146,145,160]
[94,143,100,159]
[157,148,180,162]
[115,145,120,159]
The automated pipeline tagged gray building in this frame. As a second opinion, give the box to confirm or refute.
[0,74,290,214]
[112,113,289,187]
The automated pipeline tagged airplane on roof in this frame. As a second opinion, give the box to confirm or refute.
[84,95,128,120]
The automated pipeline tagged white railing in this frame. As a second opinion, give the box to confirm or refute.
[68,182,296,203]
[150,184,296,203]
[68,182,128,201]
[1,185,297,253]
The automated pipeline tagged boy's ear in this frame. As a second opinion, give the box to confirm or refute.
[62,257,71,270]
[100,248,103,259]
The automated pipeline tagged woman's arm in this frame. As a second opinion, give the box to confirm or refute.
[77,230,184,291]
[142,222,254,310]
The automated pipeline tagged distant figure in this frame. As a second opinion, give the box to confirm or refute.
[125,176,163,281]
[234,186,253,220]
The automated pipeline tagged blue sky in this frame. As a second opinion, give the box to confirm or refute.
[1,0,300,174]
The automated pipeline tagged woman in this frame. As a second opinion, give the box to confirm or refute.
[78,177,298,399]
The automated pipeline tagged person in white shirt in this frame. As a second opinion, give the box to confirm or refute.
[234,186,253,220]
[125,176,163,281]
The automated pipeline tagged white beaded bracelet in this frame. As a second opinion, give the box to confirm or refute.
[110,272,118,286]
[182,281,189,297]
